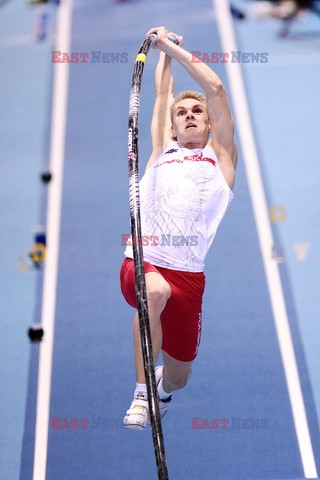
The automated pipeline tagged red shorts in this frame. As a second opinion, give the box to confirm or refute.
[120,258,205,362]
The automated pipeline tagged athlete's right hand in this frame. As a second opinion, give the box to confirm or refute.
[168,31,183,47]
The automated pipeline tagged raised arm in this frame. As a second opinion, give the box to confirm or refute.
[145,51,175,172]
[145,32,184,172]
[147,27,238,183]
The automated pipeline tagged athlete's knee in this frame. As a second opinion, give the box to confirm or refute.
[146,280,171,311]
[164,367,192,391]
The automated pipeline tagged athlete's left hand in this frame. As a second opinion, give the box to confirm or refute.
[146,26,168,48]
[146,26,182,49]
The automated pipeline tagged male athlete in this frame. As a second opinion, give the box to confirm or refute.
[120,26,237,429]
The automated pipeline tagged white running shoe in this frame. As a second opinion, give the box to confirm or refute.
[154,365,172,420]
[123,392,148,430]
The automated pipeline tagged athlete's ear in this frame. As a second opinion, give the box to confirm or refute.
[171,124,177,141]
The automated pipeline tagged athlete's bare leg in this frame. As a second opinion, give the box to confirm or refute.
[161,350,193,393]
[134,272,171,384]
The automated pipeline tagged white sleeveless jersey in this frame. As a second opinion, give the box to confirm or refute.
[124,141,234,272]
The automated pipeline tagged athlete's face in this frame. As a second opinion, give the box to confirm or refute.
[171,98,211,148]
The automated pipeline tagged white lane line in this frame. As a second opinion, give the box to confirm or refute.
[213,1,318,478]
[32,1,73,479]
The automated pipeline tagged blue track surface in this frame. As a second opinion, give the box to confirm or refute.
[1,0,320,479]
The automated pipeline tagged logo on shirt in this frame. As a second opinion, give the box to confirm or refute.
[184,152,216,166]
[156,151,216,168]
[165,148,178,154]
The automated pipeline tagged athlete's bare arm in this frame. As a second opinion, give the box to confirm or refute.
[145,51,175,172]
[145,32,183,172]
[147,26,238,188]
